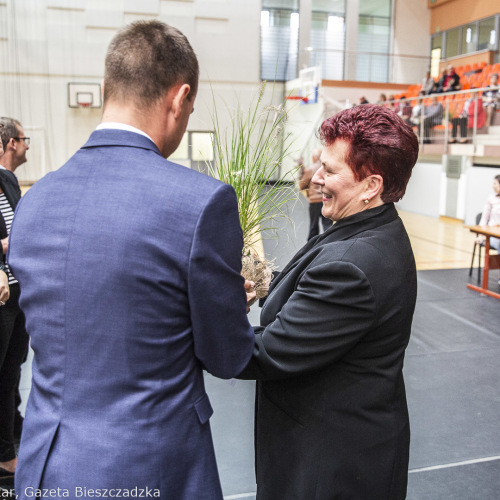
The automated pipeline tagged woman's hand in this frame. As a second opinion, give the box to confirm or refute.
[244,280,256,313]
[0,269,10,305]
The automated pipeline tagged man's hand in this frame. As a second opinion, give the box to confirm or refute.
[244,280,256,313]
[0,269,10,305]
[1,236,8,255]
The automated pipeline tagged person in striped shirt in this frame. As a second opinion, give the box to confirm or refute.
[0,118,30,481]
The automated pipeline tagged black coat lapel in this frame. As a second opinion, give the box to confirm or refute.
[267,203,398,294]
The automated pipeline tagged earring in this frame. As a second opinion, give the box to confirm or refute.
[364,199,369,204]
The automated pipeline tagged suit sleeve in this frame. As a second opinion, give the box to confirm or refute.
[188,183,254,379]
[238,260,377,380]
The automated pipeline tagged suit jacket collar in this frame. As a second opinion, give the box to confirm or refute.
[81,129,163,158]
[268,203,398,294]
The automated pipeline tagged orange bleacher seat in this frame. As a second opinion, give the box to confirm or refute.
[470,74,481,86]
[472,62,480,72]
[479,61,487,70]
[463,64,471,73]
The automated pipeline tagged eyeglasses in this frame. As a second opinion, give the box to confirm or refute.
[13,137,30,146]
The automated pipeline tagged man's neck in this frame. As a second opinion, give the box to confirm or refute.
[102,97,177,159]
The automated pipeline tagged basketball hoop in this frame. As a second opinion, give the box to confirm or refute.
[286,96,309,103]
[299,66,321,105]
[68,83,102,109]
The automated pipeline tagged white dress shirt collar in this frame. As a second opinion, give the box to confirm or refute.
[96,122,155,144]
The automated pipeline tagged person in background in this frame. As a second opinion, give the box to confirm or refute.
[477,174,500,284]
[377,93,387,105]
[238,104,419,500]
[435,68,448,93]
[442,65,461,92]
[0,118,30,485]
[9,20,254,500]
[387,94,398,112]
[482,73,500,126]
[422,96,444,143]
[298,149,333,240]
[410,96,424,128]
[449,92,486,143]
[359,96,369,105]
[422,70,436,95]
[397,96,413,125]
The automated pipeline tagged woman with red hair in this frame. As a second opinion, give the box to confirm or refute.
[239,104,419,500]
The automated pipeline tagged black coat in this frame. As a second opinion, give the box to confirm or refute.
[0,168,21,245]
[239,203,417,500]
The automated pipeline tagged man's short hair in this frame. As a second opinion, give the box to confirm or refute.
[0,117,22,149]
[104,20,199,107]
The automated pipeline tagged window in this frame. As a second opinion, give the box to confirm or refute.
[310,0,346,80]
[170,132,214,175]
[445,27,460,59]
[357,0,392,83]
[461,23,477,54]
[170,134,189,161]
[430,34,442,78]
[437,15,499,60]
[478,17,496,51]
[261,0,299,81]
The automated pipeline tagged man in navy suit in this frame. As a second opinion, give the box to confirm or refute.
[8,20,254,499]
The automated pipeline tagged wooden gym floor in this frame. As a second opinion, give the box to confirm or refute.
[398,211,478,271]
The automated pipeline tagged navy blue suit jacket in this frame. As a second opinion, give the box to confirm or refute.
[9,129,254,499]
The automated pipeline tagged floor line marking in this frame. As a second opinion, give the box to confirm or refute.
[223,493,256,499]
[409,455,500,473]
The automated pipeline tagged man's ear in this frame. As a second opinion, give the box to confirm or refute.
[171,84,191,119]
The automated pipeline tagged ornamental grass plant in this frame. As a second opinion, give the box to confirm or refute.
[208,82,299,299]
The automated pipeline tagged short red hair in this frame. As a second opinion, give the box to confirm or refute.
[319,105,419,203]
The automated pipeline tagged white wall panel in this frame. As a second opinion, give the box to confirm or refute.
[86,0,122,11]
[124,13,158,24]
[47,0,85,9]
[85,10,123,29]
[0,6,7,39]
[124,0,160,15]
[160,1,195,18]
[396,162,442,218]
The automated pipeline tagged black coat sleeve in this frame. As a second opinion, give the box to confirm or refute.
[238,260,377,381]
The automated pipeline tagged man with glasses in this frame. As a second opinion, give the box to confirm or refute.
[0,118,30,489]
[0,118,30,176]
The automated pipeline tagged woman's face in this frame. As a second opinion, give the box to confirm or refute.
[312,139,371,222]
[493,178,500,195]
